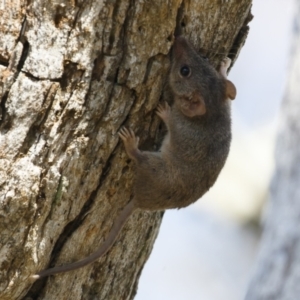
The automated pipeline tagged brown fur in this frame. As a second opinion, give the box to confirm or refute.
[129,36,233,210]
[31,36,236,279]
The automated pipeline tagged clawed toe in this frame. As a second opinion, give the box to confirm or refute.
[156,103,171,120]
[118,126,139,147]
[157,103,166,110]
[118,127,135,140]
[118,127,142,161]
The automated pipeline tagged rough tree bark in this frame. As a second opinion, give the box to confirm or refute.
[245,2,300,300]
[0,1,252,299]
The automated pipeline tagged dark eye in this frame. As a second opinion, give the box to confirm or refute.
[201,56,209,61]
[180,65,191,77]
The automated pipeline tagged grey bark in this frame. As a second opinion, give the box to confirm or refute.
[245,3,300,300]
[0,0,252,299]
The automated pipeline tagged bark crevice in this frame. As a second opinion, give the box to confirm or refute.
[229,7,253,62]
[0,1,252,299]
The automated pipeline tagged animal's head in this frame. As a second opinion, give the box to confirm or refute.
[169,36,236,118]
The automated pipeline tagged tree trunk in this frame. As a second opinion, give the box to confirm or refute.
[0,1,252,299]
[245,3,300,300]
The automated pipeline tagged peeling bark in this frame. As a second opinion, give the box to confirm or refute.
[0,1,252,299]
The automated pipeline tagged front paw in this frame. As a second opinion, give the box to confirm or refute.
[118,127,141,161]
[221,57,231,70]
[219,57,232,78]
[156,102,171,123]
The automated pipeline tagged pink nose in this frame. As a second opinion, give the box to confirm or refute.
[172,36,190,59]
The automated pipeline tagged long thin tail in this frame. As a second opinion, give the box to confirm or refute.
[31,201,135,280]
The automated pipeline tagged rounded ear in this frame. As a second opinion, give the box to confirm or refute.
[226,80,236,100]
